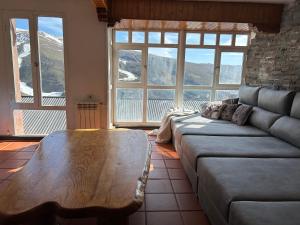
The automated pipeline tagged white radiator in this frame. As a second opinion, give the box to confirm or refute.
[76,102,103,129]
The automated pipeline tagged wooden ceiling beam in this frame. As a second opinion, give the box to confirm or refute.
[95,0,284,33]
[93,0,108,9]
[94,0,109,23]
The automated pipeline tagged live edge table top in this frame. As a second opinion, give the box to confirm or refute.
[0,130,151,224]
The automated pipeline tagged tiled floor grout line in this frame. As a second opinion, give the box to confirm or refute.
[164,156,187,225]
[144,139,153,225]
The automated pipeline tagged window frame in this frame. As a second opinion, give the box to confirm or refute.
[112,29,250,126]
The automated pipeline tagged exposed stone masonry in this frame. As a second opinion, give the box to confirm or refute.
[246,0,300,91]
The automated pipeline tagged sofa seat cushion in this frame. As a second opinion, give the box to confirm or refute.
[248,107,281,132]
[181,136,300,169]
[171,113,230,125]
[258,88,295,115]
[270,116,300,148]
[174,122,269,142]
[171,114,232,154]
[171,114,231,138]
[229,201,300,225]
[197,158,300,221]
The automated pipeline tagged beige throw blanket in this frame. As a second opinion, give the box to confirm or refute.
[149,110,197,144]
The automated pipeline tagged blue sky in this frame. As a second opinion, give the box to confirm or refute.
[15,17,63,37]
[185,48,215,64]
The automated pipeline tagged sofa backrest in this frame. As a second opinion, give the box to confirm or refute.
[238,86,300,147]
[270,116,300,148]
[239,86,261,106]
[291,93,300,119]
[239,86,296,133]
[248,107,281,132]
[257,88,295,115]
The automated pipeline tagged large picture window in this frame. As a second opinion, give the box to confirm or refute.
[112,30,249,125]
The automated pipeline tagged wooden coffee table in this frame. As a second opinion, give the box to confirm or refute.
[0,130,151,225]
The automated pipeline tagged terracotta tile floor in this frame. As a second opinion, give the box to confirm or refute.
[0,136,210,225]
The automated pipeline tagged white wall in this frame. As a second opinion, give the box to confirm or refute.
[0,0,108,134]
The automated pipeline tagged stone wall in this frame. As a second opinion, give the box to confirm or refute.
[246,0,300,91]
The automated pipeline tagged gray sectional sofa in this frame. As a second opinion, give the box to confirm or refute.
[170,86,300,225]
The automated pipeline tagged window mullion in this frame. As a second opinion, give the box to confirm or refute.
[212,40,221,102]
[176,30,185,110]
[30,15,41,108]
[143,47,148,123]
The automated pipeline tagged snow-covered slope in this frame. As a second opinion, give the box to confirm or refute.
[16,29,65,97]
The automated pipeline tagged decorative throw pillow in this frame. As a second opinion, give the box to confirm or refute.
[200,102,210,113]
[201,102,225,119]
[220,104,240,121]
[210,104,226,119]
[232,105,253,126]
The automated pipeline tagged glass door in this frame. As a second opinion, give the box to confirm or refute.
[7,14,67,135]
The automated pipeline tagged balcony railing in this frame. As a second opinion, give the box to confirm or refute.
[15,97,66,135]
[116,99,207,122]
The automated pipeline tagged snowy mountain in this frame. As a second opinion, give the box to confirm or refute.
[119,50,242,87]
[16,29,65,97]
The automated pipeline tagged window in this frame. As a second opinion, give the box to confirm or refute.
[132,31,145,43]
[219,34,232,46]
[183,90,211,111]
[146,47,177,121]
[116,88,143,122]
[235,34,248,46]
[148,48,177,86]
[164,32,179,44]
[219,52,244,85]
[186,33,201,45]
[148,32,161,44]
[184,48,215,86]
[9,15,66,135]
[215,90,239,101]
[204,33,217,45]
[113,30,249,124]
[118,50,142,82]
[147,89,175,121]
[115,31,129,43]
[38,17,65,106]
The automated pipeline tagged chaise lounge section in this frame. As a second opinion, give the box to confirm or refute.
[171,86,300,225]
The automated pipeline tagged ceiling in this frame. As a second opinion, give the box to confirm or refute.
[93,0,295,9]
[93,0,285,32]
